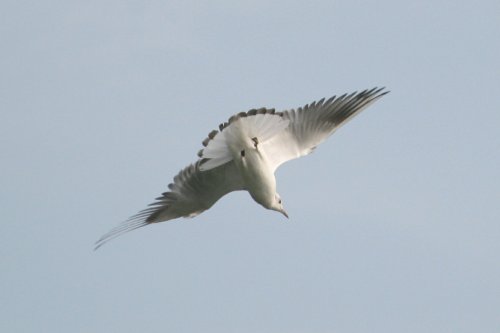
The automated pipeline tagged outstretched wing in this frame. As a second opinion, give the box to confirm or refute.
[95,160,244,249]
[262,87,388,171]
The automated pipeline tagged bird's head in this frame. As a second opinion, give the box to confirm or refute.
[271,193,288,218]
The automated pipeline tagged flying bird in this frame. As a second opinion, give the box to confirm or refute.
[95,87,388,249]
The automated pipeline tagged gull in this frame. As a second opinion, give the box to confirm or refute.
[95,87,388,249]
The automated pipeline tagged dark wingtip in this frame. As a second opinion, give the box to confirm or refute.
[94,217,151,250]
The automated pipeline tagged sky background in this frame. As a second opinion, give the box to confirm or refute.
[1,1,499,332]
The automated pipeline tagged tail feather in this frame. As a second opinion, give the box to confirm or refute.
[199,112,289,171]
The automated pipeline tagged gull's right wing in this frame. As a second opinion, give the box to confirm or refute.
[262,87,389,171]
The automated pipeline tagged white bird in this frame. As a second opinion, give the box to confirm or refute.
[95,87,388,249]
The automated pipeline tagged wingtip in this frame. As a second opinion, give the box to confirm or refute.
[93,217,150,250]
[373,86,390,96]
[362,87,390,102]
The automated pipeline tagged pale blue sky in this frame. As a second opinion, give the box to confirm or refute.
[1,1,499,332]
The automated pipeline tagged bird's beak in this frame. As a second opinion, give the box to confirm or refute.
[281,209,289,219]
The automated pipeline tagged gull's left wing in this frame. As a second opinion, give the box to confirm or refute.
[95,160,245,249]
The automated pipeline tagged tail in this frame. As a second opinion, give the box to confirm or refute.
[199,109,290,171]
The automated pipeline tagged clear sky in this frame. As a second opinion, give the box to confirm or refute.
[1,1,499,332]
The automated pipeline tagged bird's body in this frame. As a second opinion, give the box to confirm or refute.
[235,139,276,210]
[222,116,284,212]
[95,88,388,249]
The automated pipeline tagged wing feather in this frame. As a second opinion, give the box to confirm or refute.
[95,160,244,249]
[263,87,388,171]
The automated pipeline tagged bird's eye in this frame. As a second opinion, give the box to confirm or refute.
[279,199,282,204]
